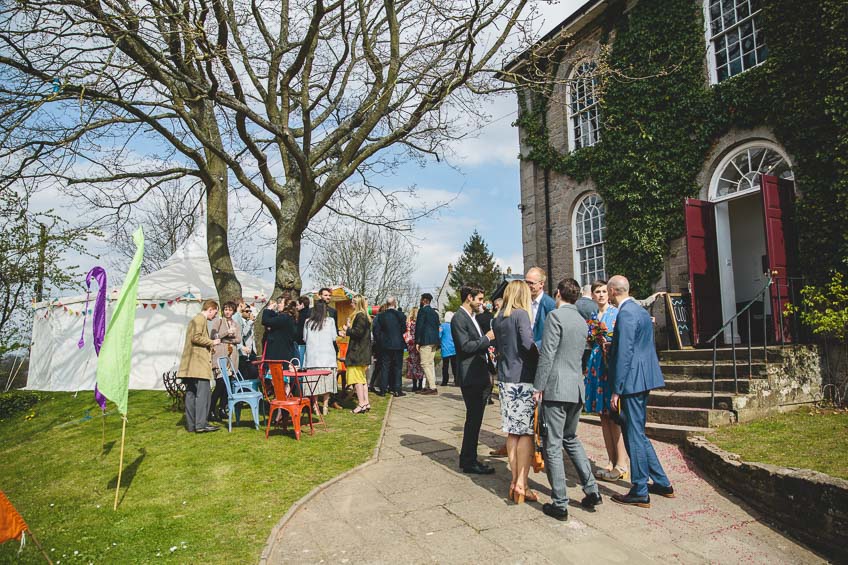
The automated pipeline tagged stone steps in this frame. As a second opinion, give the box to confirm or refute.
[663,378,758,393]
[579,414,713,444]
[647,405,736,427]
[658,347,787,363]
[660,363,767,378]
[648,390,742,411]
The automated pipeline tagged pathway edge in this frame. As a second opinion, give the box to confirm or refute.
[258,396,394,565]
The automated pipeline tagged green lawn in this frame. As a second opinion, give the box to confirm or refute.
[0,390,387,563]
[710,407,848,480]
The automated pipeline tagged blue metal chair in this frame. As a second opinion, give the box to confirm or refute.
[217,357,263,432]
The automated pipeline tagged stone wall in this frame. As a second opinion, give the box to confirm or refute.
[732,345,822,421]
[685,436,848,562]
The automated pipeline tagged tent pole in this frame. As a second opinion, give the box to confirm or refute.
[113,415,127,510]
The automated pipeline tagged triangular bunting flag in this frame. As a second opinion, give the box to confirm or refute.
[143,303,148,309]
[151,304,157,310]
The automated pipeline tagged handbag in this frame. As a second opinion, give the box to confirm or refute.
[532,403,546,473]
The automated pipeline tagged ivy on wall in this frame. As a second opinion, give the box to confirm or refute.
[517,0,848,296]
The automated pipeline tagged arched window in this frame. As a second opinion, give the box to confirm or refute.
[567,62,601,151]
[573,193,606,285]
[711,142,793,201]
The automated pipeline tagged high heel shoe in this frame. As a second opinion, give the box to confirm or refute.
[513,485,538,504]
[352,404,370,414]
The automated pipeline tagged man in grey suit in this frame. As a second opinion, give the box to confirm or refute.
[533,278,602,521]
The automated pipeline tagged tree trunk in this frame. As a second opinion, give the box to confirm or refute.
[206,161,242,304]
[273,222,304,298]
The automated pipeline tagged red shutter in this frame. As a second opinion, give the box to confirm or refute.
[685,198,722,345]
[761,174,797,343]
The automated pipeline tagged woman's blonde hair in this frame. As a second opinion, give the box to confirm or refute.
[499,280,531,318]
[409,306,419,322]
[349,295,371,325]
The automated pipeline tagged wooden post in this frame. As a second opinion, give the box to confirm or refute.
[113,416,127,510]
[27,529,53,565]
[101,412,106,455]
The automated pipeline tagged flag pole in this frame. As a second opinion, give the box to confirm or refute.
[101,411,106,454]
[26,529,53,565]
[113,415,127,510]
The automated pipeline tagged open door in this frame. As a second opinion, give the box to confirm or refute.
[685,198,722,345]
[761,174,798,343]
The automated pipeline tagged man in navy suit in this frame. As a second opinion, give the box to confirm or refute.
[525,266,557,347]
[607,275,675,507]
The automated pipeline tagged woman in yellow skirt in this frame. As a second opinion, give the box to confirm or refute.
[343,295,372,414]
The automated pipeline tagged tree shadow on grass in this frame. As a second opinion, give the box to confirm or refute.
[107,447,147,507]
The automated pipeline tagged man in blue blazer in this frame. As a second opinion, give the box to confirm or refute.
[608,275,675,507]
[525,266,556,346]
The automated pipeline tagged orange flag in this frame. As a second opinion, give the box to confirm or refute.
[0,491,27,543]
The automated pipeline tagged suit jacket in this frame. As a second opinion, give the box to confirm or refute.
[297,306,311,344]
[261,308,298,362]
[450,307,491,388]
[534,304,587,403]
[211,316,242,372]
[178,313,215,379]
[575,297,599,321]
[532,293,557,345]
[372,308,407,351]
[415,304,440,346]
[491,309,536,384]
[608,298,665,395]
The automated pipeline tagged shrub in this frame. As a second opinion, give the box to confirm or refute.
[0,391,41,420]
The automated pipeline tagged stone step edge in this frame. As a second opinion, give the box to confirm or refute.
[579,414,715,444]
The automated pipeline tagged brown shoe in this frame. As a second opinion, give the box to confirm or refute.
[331,401,343,410]
[419,388,438,395]
[489,445,508,457]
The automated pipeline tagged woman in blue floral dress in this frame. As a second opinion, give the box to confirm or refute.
[583,280,629,482]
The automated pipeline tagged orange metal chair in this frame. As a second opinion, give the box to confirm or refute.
[265,361,314,440]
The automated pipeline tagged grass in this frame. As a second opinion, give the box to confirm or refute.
[710,407,848,480]
[0,389,387,563]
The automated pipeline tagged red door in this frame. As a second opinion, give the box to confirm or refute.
[761,174,797,343]
[685,198,722,345]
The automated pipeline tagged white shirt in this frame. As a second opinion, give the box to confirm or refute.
[460,305,482,337]
[530,294,544,329]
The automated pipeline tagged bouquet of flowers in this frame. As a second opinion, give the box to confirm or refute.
[586,316,613,348]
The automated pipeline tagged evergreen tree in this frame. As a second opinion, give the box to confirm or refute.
[446,231,502,310]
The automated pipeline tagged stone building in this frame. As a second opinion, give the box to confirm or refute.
[502,0,801,348]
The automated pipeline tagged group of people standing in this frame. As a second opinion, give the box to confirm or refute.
[452,267,673,521]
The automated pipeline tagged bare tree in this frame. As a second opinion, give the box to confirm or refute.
[312,224,418,307]
[0,0,538,302]
[108,183,261,275]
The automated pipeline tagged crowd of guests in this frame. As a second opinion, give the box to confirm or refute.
[176,273,673,522]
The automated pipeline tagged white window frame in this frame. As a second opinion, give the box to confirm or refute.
[566,61,602,151]
[709,140,794,203]
[704,0,767,85]
[572,193,607,286]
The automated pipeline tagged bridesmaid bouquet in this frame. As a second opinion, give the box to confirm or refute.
[586,317,612,348]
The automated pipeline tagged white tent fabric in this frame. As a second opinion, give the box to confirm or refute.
[27,227,269,391]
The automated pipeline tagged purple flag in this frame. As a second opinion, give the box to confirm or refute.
[78,267,108,411]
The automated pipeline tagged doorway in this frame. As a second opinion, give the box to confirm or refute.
[715,193,769,344]
[685,142,797,346]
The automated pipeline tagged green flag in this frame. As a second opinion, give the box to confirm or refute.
[96,227,144,415]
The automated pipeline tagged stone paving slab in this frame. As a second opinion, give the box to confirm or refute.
[264,388,825,564]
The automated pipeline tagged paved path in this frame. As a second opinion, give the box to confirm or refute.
[264,389,823,564]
